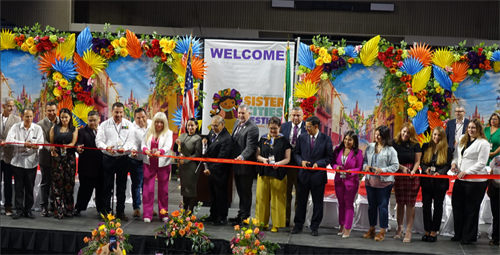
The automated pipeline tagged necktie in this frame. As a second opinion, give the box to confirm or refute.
[310,136,315,150]
[292,125,298,146]
[211,134,217,142]
[233,124,243,139]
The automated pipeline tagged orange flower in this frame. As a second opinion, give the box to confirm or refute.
[405,82,411,87]
[347,58,354,64]
[400,77,407,82]
[83,237,90,243]
[198,223,204,230]
[234,225,240,231]
[421,97,426,103]
[392,62,397,68]
[245,233,251,239]
[187,222,193,228]
[460,56,466,61]
[397,49,403,55]
[254,240,260,246]
[254,228,260,234]
[193,229,199,235]
[479,63,485,69]
[484,60,491,65]
[395,55,402,61]
[14,36,19,42]
[108,45,114,51]
[96,247,102,255]
[314,48,320,54]
[160,209,167,215]
[116,222,121,228]
[20,34,25,41]
[105,53,111,59]
[332,49,338,55]
[116,228,123,235]
[110,221,115,227]
[52,42,58,48]
[110,50,115,56]
[171,211,180,217]
[92,229,98,236]
[485,65,492,70]
[259,245,265,251]
[406,75,412,81]
[309,45,315,52]
[390,68,396,74]
[100,231,106,237]
[171,231,176,237]
[143,44,150,51]
[179,229,186,236]
[191,215,196,220]
[17,41,22,47]
[332,55,339,62]
[100,48,106,55]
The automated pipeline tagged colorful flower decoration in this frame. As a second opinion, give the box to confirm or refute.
[400,56,423,75]
[412,106,429,135]
[344,45,358,58]
[175,35,203,57]
[76,27,92,56]
[298,42,315,70]
[172,106,200,129]
[52,58,77,80]
[433,65,452,91]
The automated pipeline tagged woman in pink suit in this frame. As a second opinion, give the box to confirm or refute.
[141,112,173,223]
[332,131,363,238]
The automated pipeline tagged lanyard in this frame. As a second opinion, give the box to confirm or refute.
[113,121,124,142]
[24,129,32,142]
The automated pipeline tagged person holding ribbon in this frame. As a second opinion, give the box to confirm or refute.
[49,108,78,219]
[450,118,490,244]
[141,112,173,223]
[175,118,202,212]
[96,102,135,221]
[485,112,500,164]
[392,122,422,242]
[255,116,291,233]
[332,130,363,238]
[420,126,452,242]
[362,125,399,241]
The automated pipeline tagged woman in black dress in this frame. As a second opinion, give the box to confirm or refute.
[49,108,78,219]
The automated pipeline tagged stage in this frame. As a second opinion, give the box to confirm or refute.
[1,179,498,255]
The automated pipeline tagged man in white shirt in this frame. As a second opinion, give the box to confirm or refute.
[445,106,469,153]
[125,108,151,218]
[5,109,44,219]
[95,102,135,221]
[0,97,21,216]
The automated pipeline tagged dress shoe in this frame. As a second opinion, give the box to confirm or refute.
[40,207,50,217]
[133,209,141,218]
[311,230,319,236]
[290,228,302,234]
[428,235,437,242]
[73,209,81,217]
[116,213,129,221]
[213,218,227,226]
[25,211,36,219]
[203,215,217,223]
[5,206,13,216]
[12,211,23,219]
[421,235,429,242]
[451,236,460,241]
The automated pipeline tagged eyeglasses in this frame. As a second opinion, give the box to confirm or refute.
[210,124,220,128]
[305,126,313,129]
[455,110,464,113]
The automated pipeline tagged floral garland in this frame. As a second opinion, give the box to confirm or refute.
[230,218,280,255]
[79,214,133,255]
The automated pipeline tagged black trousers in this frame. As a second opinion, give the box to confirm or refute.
[294,180,325,231]
[39,164,52,208]
[286,168,298,225]
[422,186,447,232]
[208,172,229,220]
[234,173,253,219]
[489,182,499,241]
[102,155,129,214]
[76,174,104,213]
[1,160,13,207]
[12,166,37,213]
[452,180,488,242]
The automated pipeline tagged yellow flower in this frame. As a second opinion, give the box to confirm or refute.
[243,218,250,224]
[252,250,257,254]
[123,250,126,255]
[168,40,176,49]
[315,57,324,66]
[59,79,69,88]
[414,101,424,111]
[159,38,169,48]
[319,47,328,57]
[162,46,173,54]
[245,229,253,234]
[26,37,35,46]
[120,48,129,57]
[107,213,115,221]
[98,224,105,231]
[20,43,29,52]
[323,54,332,64]
[53,88,62,97]
[76,75,82,81]
[408,95,418,105]
[435,86,442,94]
[252,218,259,225]
[407,108,417,117]
[119,37,128,48]
[52,72,63,82]
[111,39,120,49]
[29,45,37,55]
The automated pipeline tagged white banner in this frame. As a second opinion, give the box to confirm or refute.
[202,39,295,135]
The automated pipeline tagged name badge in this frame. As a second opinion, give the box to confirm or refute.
[122,126,129,129]
[268,154,275,164]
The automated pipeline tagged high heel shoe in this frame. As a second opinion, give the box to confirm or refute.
[403,230,412,243]
[363,228,376,239]
[422,235,429,242]
[374,229,386,241]
[342,229,351,239]
[428,235,437,242]
[394,225,403,239]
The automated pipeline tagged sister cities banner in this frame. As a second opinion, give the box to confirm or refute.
[202,39,295,135]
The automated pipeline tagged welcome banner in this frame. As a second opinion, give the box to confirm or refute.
[202,39,295,135]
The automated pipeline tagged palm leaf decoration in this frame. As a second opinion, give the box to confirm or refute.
[408,42,433,67]
[298,42,315,70]
[400,56,423,75]
[74,52,93,78]
[344,45,358,58]
[38,49,61,74]
[56,33,75,60]
[1,29,16,50]
[72,102,94,128]
[433,65,452,91]
[82,49,107,75]
[494,61,500,73]
[294,80,319,99]
[412,106,429,135]
[491,50,500,62]
[431,48,454,69]
[126,29,142,59]
[449,61,469,84]
[417,131,431,147]
[181,55,207,80]
[76,27,93,57]
[174,35,203,57]
[304,66,323,85]
[172,106,200,129]
[412,66,431,93]
[171,53,186,77]
[359,35,380,67]
[428,110,446,131]
[52,58,77,81]
[57,96,73,111]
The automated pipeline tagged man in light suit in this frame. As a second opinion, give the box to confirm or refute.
[280,106,306,226]
[229,104,259,225]
[37,101,58,217]
[445,106,469,153]
[291,116,333,236]
[0,97,21,216]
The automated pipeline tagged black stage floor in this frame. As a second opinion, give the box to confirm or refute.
[1,179,498,255]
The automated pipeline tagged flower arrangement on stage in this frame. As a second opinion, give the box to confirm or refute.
[79,213,133,255]
[154,202,214,254]
[230,218,280,255]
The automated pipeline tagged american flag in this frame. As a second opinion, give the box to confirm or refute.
[181,42,195,134]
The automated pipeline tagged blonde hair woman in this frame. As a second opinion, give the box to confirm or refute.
[141,112,173,223]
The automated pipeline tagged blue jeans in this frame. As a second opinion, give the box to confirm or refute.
[366,183,393,229]
[128,158,144,210]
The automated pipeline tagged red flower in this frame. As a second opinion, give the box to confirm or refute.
[153,48,161,56]
[383,58,393,68]
[146,49,155,58]
[397,49,403,55]
[479,63,485,69]
[41,36,49,42]
[395,55,402,61]
[43,41,53,51]
[17,41,22,47]
[378,52,386,61]
[36,43,44,52]
[151,39,160,49]
[385,46,395,57]
[485,65,492,71]
[84,97,94,106]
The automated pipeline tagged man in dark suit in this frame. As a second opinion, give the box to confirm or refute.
[280,106,306,226]
[74,111,104,217]
[230,104,259,225]
[445,106,469,153]
[203,115,233,225]
[291,116,333,236]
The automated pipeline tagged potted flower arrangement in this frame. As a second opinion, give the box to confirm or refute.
[79,214,133,255]
[154,202,214,254]
[230,218,280,255]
